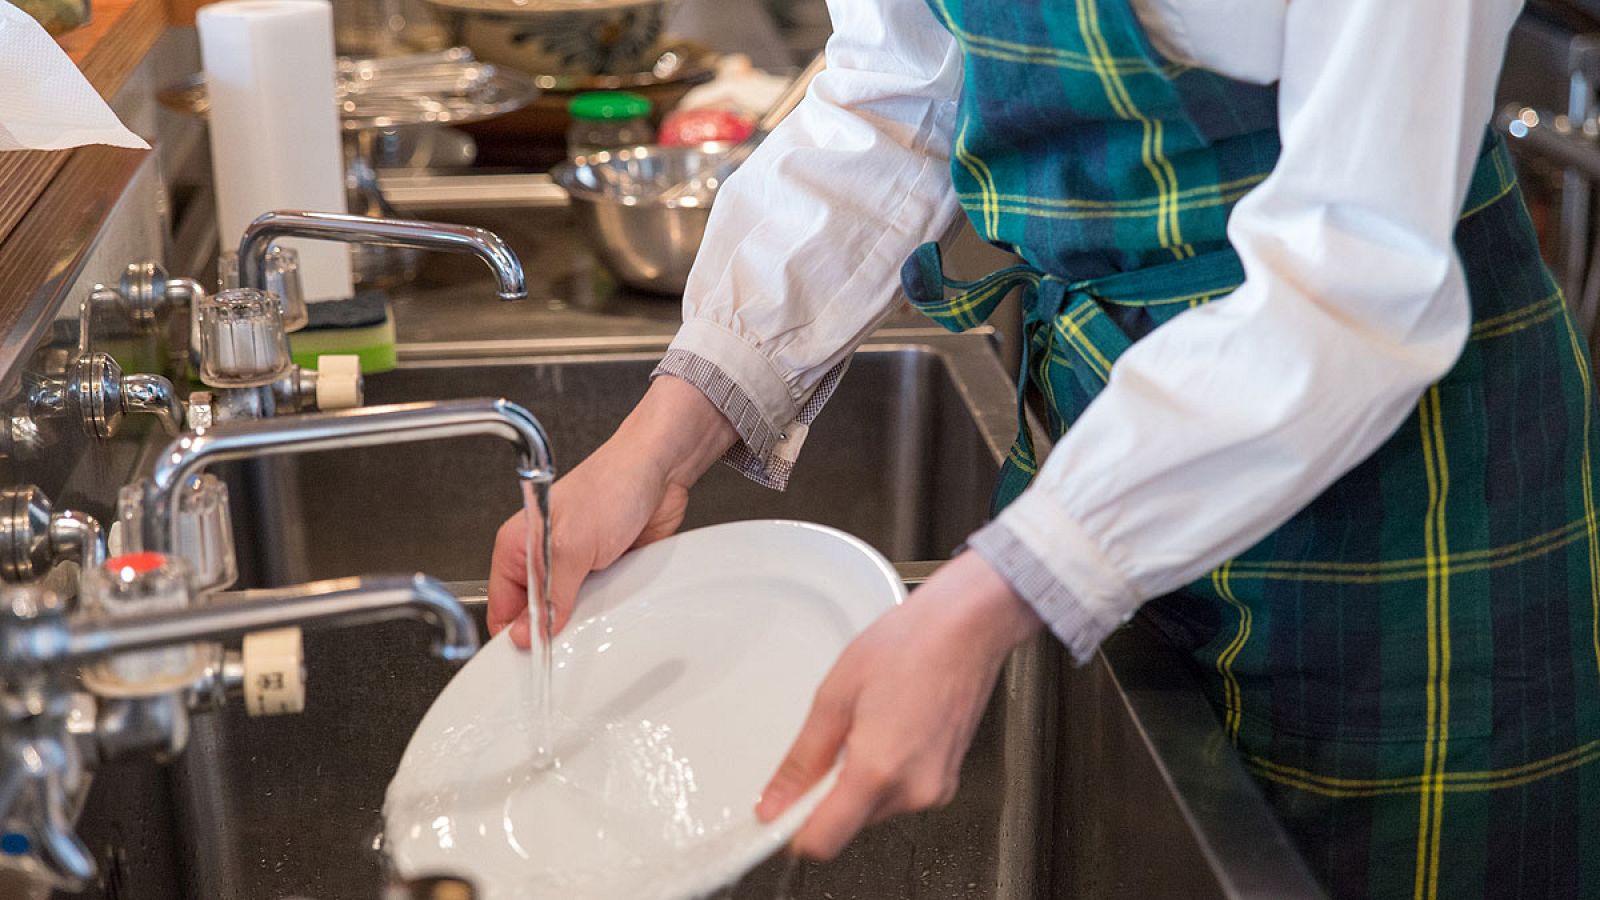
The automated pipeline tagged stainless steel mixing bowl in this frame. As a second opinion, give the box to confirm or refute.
[552,144,726,294]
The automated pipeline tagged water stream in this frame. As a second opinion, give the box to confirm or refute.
[771,855,801,899]
[522,477,555,770]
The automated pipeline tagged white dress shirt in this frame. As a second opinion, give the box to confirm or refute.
[656,0,1525,662]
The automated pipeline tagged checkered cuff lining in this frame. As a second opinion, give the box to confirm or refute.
[967,519,1122,665]
[652,349,847,491]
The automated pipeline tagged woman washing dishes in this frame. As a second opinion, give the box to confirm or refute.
[489,0,1600,895]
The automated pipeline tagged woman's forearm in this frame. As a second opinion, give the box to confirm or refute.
[612,375,739,490]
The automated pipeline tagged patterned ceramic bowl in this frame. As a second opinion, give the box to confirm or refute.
[423,0,673,77]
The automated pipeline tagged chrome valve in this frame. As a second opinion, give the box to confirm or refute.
[25,352,184,440]
[188,288,362,424]
[0,585,96,891]
[0,486,105,584]
[271,354,363,415]
[113,261,207,335]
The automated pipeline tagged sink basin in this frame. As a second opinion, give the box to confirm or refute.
[154,333,1059,900]
[63,331,1319,900]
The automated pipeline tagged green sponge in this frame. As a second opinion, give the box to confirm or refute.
[288,293,397,375]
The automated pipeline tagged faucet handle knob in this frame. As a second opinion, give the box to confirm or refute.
[78,554,208,699]
[241,627,306,716]
[219,246,309,333]
[116,477,237,596]
[314,355,363,411]
[197,289,294,389]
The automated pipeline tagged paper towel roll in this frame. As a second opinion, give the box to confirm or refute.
[198,0,354,302]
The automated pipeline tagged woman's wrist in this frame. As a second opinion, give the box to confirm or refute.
[612,375,739,491]
[922,550,1044,656]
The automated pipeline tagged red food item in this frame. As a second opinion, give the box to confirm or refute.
[658,108,757,147]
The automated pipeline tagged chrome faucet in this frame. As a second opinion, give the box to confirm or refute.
[7,574,478,674]
[133,397,552,555]
[238,210,528,301]
[0,396,551,889]
[0,572,478,889]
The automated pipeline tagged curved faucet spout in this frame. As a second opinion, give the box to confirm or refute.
[120,373,184,435]
[139,398,552,554]
[239,210,527,301]
[49,510,105,573]
[46,575,479,668]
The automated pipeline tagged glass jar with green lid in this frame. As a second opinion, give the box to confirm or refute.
[566,91,654,160]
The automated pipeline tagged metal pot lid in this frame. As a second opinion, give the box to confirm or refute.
[158,49,540,132]
[415,0,662,14]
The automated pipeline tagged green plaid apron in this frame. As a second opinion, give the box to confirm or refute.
[905,1,1600,897]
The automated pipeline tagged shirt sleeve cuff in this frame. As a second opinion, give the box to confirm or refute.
[652,320,847,490]
[966,514,1135,666]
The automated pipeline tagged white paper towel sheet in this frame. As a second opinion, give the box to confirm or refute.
[198,0,353,302]
[0,1,148,151]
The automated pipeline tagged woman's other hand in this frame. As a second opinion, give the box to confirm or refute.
[756,550,1042,859]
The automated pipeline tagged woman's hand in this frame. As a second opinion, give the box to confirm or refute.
[487,376,737,648]
[755,550,1043,859]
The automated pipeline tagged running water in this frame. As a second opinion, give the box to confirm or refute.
[704,856,798,900]
[522,476,555,770]
[772,856,801,899]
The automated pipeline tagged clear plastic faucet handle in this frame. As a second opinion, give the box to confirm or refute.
[116,475,237,596]
[80,552,202,697]
[197,288,293,389]
[218,246,309,333]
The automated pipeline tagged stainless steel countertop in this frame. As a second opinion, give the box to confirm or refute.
[377,176,996,356]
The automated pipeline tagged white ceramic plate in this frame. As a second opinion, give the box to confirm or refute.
[384,520,905,899]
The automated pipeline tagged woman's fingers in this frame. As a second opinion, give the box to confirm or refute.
[522,533,589,644]
[488,436,692,650]
[487,512,529,639]
[509,608,531,648]
[757,687,853,821]
[786,757,891,861]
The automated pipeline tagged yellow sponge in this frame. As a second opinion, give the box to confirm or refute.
[288,293,397,375]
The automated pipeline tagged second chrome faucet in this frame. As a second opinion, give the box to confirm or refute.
[238,210,528,302]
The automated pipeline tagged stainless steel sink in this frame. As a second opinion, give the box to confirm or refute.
[162,333,1063,900]
[67,330,1321,900]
